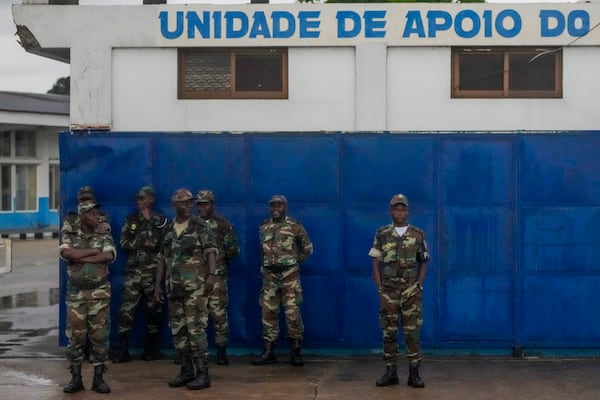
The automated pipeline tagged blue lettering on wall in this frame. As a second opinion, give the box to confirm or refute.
[540,10,565,37]
[402,9,521,39]
[272,11,295,38]
[337,11,361,38]
[495,9,521,38]
[298,11,321,38]
[403,10,426,38]
[541,9,590,37]
[225,11,248,39]
[427,10,452,38]
[568,10,589,37]
[454,10,480,39]
[187,11,209,39]
[364,10,387,38]
[159,8,590,42]
[159,11,183,40]
[250,12,271,38]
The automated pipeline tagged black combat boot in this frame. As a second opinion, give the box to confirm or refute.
[63,364,85,393]
[186,357,211,390]
[112,334,131,363]
[168,353,195,387]
[407,364,425,388]
[251,340,276,365]
[216,345,229,365]
[141,333,160,361]
[376,364,399,387]
[290,339,304,367]
[91,364,110,393]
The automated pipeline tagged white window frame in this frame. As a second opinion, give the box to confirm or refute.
[0,129,39,213]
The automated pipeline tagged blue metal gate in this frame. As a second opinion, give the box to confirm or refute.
[58,131,600,355]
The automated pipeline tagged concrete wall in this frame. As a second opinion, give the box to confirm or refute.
[12,3,600,131]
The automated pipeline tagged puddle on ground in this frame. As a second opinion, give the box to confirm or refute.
[0,366,57,386]
[0,288,61,358]
[0,288,59,310]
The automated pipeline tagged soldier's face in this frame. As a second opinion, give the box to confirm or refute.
[80,209,100,229]
[390,204,408,226]
[173,199,193,218]
[270,202,287,220]
[136,196,153,210]
[197,202,214,219]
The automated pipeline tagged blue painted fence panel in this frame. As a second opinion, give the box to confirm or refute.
[58,131,600,355]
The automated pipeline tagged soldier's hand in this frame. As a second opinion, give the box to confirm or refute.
[154,286,164,304]
[98,222,111,232]
[205,274,217,294]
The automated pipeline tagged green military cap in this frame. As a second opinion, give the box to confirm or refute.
[171,188,194,202]
[136,186,155,198]
[77,186,96,202]
[390,193,409,207]
[78,200,101,214]
[196,189,215,203]
[269,194,287,204]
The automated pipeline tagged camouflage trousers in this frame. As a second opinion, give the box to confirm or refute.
[117,264,161,335]
[207,274,229,346]
[65,287,110,365]
[259,266,304,342]
[379,277,423,365]
[168,287,209,358]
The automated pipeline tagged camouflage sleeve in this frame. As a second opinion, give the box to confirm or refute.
[416,233,430,263]
[200,221,219,258]
[60,213,77,233]
[368,229,383,260]
[102,231,117,263]
[295,222,313,263]
[222,222,240,261]
[156,221,173,262]
[58,228,75,261]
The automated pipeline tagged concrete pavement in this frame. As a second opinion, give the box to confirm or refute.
[2,356,600,400]
[1,239,600,400]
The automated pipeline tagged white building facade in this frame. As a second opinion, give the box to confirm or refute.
[12,2,600,133]
[0,91,67,235]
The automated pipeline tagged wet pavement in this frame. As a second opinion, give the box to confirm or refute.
[1,239,600,400]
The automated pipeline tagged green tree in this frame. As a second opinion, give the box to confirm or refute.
[47,76,70,95]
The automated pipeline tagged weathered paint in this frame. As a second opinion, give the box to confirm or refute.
[58,131,600,355]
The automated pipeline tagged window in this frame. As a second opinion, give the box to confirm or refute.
[451,47,562,98]
[15,131,36,157]
[0,165,10,211]
[0,130,38,212]
[178,48,288,99]
[15,165,36,211]
[49,163,60,211]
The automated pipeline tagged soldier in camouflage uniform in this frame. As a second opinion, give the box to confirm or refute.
[113,186,168,363]
[154,188,218,391]
[59,201,117,394]
[369,193,430,389]
[62,186,111,233]
[196,189,240,365]
[252,194,313,367]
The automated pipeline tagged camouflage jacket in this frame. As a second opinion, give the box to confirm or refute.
[259,216,313,267]
[120,211,168,267]
[59,228,117,293]
[202,214,240,273]
[62,210,111,233]
[368,224,430,268]
[158,217,218,294]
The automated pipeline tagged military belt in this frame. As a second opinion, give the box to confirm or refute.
[263,264,294,273]
[383,266,418,279]
[69,280,104,290]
